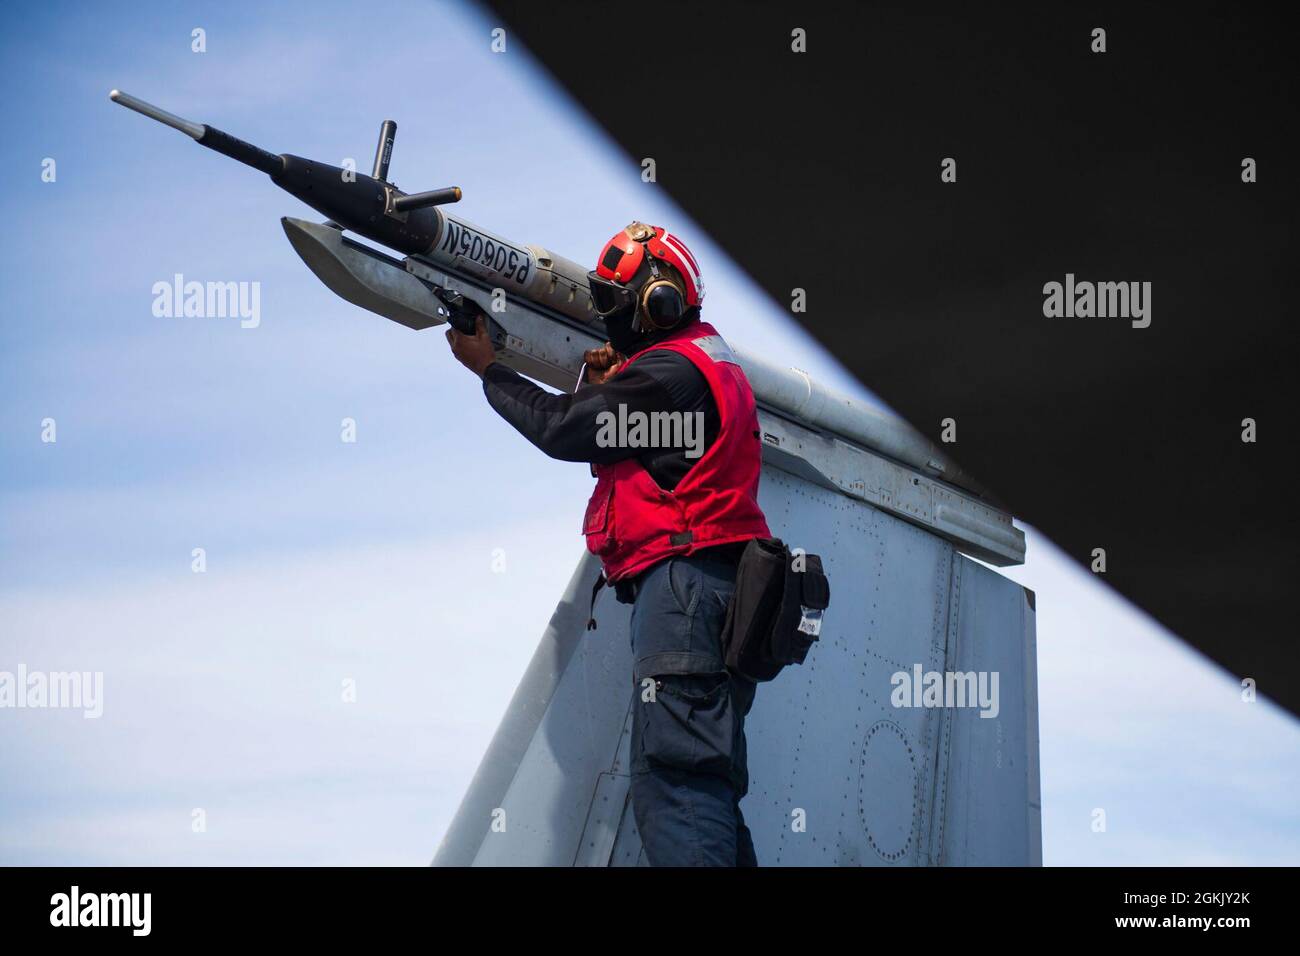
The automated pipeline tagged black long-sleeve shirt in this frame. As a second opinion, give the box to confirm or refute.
[481,350,719,491]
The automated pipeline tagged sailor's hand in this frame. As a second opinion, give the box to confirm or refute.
[583,342,626,385]
[446,316,496,378]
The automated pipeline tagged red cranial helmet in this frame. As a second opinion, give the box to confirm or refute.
[588,221,704,330]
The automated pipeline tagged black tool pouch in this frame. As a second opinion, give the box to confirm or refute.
[721,537,830,682]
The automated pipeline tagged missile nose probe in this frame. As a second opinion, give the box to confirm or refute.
[110,89,452,253]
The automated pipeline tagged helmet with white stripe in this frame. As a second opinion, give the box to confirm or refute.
[588,221,705,331]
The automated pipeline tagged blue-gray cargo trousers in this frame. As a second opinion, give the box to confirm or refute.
[628,551,758,866]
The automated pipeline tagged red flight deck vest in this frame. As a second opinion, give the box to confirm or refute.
[583,320,771,582]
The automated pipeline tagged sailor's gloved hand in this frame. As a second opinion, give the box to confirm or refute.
[446,315,496,378]
[583,342,627,385]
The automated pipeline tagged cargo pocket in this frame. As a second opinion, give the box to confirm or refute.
[632,654,735,778]
[582,473,615,556]
[666,557,702,616]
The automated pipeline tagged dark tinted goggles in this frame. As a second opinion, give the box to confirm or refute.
[587,271,637,317]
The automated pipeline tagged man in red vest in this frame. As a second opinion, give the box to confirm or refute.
[447,222,771,866]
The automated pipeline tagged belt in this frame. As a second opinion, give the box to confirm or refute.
[586,540,749,630]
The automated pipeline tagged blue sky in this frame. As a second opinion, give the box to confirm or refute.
[1,0,1296,865]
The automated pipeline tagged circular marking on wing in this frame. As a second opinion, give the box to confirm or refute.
[857,719,918,863]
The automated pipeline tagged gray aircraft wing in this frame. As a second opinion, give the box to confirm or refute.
[434,461,1039,866]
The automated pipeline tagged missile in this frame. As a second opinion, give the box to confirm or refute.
[109,89,596,335]
[110,90,1023,565]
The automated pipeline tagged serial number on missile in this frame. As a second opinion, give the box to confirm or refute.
[438,220,532,285]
